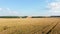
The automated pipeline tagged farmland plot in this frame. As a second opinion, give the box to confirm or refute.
[0,18,59,34]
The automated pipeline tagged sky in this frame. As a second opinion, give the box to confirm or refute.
[0,0,60,16]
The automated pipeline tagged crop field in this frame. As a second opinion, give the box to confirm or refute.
[0,18,59,34]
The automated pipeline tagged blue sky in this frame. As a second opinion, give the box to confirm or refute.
[0,0,60,16]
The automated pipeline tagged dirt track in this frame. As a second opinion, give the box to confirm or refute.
[49,22,60,34]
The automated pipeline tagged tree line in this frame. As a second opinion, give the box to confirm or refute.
[0,16,60,18]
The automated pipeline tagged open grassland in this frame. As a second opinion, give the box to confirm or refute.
[0,18,59,34]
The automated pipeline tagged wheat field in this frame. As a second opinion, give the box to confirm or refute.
[0,18,59,34]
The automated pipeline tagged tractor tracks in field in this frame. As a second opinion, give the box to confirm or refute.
[46,23,58,34]
[32,21,59,34]
[42,22,59,34]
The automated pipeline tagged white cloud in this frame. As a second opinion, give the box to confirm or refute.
[47,0,60,15]
[0,8,2,11]
[56,0,60,2]
[6,8,10,11]
[8,11,19,15]
[0,8,19,16]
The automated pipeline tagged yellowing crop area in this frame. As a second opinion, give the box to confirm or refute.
[0,18,59,34]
